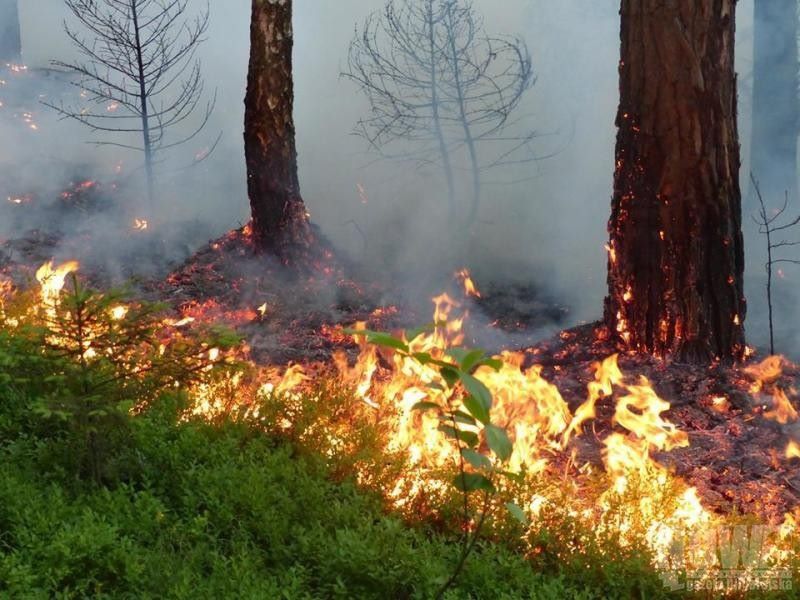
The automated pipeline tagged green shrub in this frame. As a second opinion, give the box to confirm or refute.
[0,275,239,484]
[0,413,593,599]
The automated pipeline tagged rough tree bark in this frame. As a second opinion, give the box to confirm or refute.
[0,0,21,63]
[605,0,746,364]
[751,0,798,205]
[245,0,314,259]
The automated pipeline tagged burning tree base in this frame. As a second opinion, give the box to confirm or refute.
[157,224,395,364]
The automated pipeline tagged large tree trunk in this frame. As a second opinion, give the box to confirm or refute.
[0,0,21,63]
[751,0,798,204]
[245,0,314,259]
[605,0,746,364]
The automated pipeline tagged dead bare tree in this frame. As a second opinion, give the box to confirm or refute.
[345,0,535,228]
[45,0,217,209]
[751,174,800,355]
[0,0,21,63]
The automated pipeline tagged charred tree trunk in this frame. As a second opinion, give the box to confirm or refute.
[245,0,314,259]
[751,0,798,205]
[605,0,746,364]
[0,0,21,63]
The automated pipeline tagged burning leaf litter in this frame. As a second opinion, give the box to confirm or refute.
[7,250,797,592]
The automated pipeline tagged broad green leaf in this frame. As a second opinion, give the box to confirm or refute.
[462,394,490,425]
[438,424,479,448]
[460,373,492,414]
[343,329,409,352]
[482,358,503,372]
[498,470,526,484]
[439,366,460,388]
[411,401,441,413]
[485,424,513,461]
[505,502,529,525]
[451,410,477,426]
[412,352,433,365]
[445,347,472,365]
[461,448,492,470]
[452,472,495,493]
[363,332,409,352]
[460,349,489,374]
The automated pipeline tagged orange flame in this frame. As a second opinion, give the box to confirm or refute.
[455,268,481,298]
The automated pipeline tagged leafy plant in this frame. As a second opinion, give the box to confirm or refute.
[347,325,527,598]
[0,412,588,599]
[0,274,239,483]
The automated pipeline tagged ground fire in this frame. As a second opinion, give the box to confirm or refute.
[3,253,799,593]
[2,1,800,597]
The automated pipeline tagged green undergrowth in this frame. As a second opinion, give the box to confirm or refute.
[0,280,796,598]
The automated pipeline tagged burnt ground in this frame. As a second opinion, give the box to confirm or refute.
[2,217,800,522]
[527,324,800,522]
[4,63,795,525]
[154,229,800,521]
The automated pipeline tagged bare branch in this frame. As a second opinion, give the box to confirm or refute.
[344,0,536,226]
[751,173,800,355]
[43,0,216,207]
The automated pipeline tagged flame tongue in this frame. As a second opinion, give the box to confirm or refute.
[613,376,688,452]
[455,268,481,298]
[9,259,796,579]
[35,260,80,314]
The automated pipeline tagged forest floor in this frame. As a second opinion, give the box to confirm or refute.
[4,214,800,523]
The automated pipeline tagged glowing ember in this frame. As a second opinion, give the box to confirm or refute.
[133,218,149,231]
[110,305,129,320]
[164,316,195,328]
[605,242,617,264]
[711,395,730,412]
[787,441,800,460]
[622,285,633,303]
[6,195,31,205]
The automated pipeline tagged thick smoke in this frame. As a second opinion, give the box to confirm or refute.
[4,0,793,354]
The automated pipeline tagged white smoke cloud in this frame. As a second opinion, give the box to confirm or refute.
[7,0,783,351]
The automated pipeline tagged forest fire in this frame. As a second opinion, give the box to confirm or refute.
[3,0,800,595]
[31,253,785,590]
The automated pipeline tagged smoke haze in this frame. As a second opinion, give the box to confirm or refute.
[4,0,794,353]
